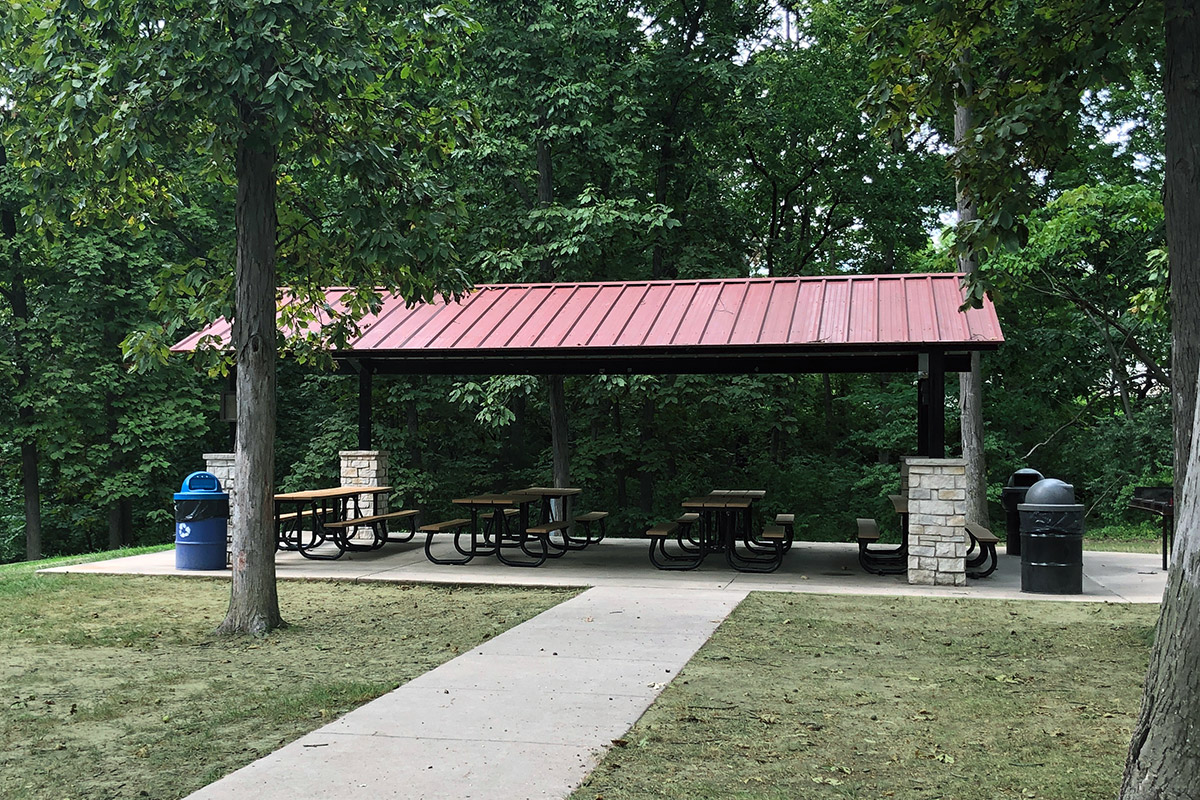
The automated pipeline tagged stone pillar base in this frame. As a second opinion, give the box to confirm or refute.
[202,453,236,568]
[340,450,389,543]
[905,457,968,586]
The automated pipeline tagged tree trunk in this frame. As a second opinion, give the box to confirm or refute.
[547,375,571,523]
[613,401,628,508]
[652,130,675,280]
[108,499,132,550]
[1,144,42,562]
[1120,375,1200,800]
[954,85,989,528]
[1167,0,1200,486]
[219,131,283,636]
[639,398,654,513]
[20,438,41,561]
[12,277,42,562]
[406,391,422,470]
[536,127,554,281]
[504,393,527,470]
[1120,3,1200,796]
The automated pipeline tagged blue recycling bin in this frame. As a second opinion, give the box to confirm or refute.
[174,471,229,570]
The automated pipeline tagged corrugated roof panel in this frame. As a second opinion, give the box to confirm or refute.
[789,280,825,343]
[877,278,909,342]
[643,283,698,345]
[470,286,544,348]
[356,294,446,349]
[489,285,556,348]
[697,281,747,345]
[423,287,509,348]
[534,285,596,347]
[169,274,1004,361]
[816,279,852,344]
[758,280,801,343]
[674,282,726,345]
[727,280,774,345]
[847,278,879,343]
[931,277,970,342]
[906,276,940,342]
[588,283,651,347]
[566,284,627,347]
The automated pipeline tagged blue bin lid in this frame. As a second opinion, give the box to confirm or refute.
[174,471,228,500]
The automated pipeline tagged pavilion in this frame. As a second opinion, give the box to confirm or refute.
[172,272,1004,458]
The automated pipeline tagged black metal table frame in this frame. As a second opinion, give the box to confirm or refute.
[452,496,550,567]
[275,488,392,561]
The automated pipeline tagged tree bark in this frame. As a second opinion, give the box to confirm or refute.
[1120,3,1200,796]
[406,391,422,470]
[219,130,283,636]
[639,398,654,513]
[954,84,989,528]
[1,144,42,561]
[1167,0,1200,486]
[1120,375,1200,800]
[108,499,132,550]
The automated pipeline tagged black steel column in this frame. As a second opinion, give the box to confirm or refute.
[916,377,929,456]
[357,365,373,449]
[927,350,946,457]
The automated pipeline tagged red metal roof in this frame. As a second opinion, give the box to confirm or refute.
[171,274,1003,374]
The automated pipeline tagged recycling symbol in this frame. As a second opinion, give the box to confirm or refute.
[177,523,191,539]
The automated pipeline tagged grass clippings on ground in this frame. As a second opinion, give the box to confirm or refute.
[0,571,576,800]
[573,593,1156,800]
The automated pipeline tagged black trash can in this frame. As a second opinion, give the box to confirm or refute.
[1018,478,1084,594]
[1001,469,1044,556]
[174,471,230,571]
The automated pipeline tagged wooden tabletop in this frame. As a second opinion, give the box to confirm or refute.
[511,486,583,498]
[452,493,530,507]
[275,486,392,501]
[708,489,766,499]
[682,496,753,509]
[889,494,908,513]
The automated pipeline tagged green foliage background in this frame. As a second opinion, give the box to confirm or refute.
[0,0,1170,562]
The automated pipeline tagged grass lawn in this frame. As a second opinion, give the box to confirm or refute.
[0,568,576,800]
[1082,538,1162,554]
[572,593,1156,800]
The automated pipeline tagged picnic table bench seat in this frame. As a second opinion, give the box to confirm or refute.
[276,509,326,523]
[321,508,419,546]
[646,515,706,571]
[419,518,475,565]
[857,518,906,575]
[965,522,999,579]
[572,511,609,546]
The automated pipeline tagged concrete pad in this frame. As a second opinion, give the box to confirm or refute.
[45,540,1168,604]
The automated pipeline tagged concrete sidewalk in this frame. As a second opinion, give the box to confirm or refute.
[183,585,747,800]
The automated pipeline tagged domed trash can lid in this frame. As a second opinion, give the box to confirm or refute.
[174,471,227,500]
[1018,478,1082,511]
[1007,468,1044,487]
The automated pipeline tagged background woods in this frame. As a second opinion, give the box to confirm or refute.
[0,0,1170,562]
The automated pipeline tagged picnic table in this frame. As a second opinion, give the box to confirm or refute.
[1129,486,1174,570]
[448,493,549,567]
[420,487,605,566]
[648,490,787,572]
[274,485,415,561]
[857,495,911,575]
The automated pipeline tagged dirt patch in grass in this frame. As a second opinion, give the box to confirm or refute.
[573,593,1156,800]
[0,573,576,800]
